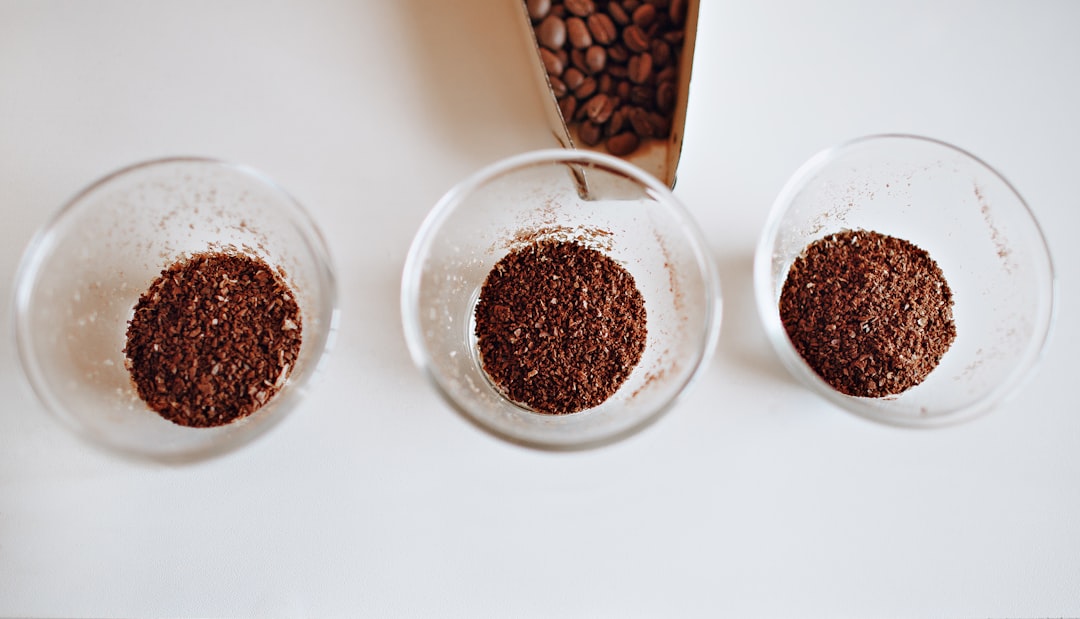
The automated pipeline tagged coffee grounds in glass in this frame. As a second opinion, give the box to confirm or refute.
[779,229,956,398]
[474,239,647,414]
[124,251,302,427]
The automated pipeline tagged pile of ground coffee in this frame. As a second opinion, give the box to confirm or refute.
[527,0,687,156]
[124,251,302,427]
[474,239,647,414]
[779,229,956,398]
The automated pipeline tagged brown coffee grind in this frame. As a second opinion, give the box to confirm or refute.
[474,239,647,414]
[124,251,303,427]
[779,230,956,398]
[528,0,687,156]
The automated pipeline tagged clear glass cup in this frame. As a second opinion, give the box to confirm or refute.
[401,149,722,449]
[13,158,338,462]
[755,134,1055,427]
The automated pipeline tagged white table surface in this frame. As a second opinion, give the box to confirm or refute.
[2,1,1078,617]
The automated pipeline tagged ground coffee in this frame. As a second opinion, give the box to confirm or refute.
[528,0,687,156]
[124,251,303,427]
[779,229,956,398]
[474,239,647,414]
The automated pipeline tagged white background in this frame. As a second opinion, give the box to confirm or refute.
[2,1,1078,617]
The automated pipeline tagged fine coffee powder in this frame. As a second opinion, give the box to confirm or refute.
[779,230,956,398]
[474,239,647,414]
[528,0,688,156]
[124,251,303,427]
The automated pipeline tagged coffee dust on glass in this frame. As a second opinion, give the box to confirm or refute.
[123,251,303,428]
[473,239,647,414]
[779,229,956,398]
[527,0,689,156]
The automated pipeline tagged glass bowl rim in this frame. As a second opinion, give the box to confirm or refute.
[752,133,1057,428]
[400,148,723,450]
[11,155,340,463]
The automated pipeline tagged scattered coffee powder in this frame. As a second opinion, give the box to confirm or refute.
[779,229,956,398]
[474,239,647,414]
[124,251,302,427]
[528,0,688,156]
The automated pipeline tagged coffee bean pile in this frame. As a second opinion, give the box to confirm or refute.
[526,0,688,156]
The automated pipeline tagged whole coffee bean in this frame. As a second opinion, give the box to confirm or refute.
[564,0,594,17]
[606,131,640,156]
[616,79,631,99]
[536,15,566,50]
[628,106,654,137]
[527,0,551,20]
[583,93,608,119]
[650,39,672,67]
[574,76,597,99]
[632,4,656,27]
[558,96,577,121]
[607,43,630,64]
[549,74,568,98]
[646,111,670,136]
[656,65,678,83]
[578,120,602,146]
[607,105,628,135]
[622,24,650,53]
[556,47,569,67]
[669,0,687,24]
[539,47,563,75]
[622,0,642,11]
[597,72,613,94]
[656,80,676,113]
[663,30,684,45]
[566,17,592,49]
[585,93,618,123]
[570,47,590,74]
[585,45,607,73]
[607,2,630,25]
[598,95,620,123]
[563,67,585,90]
[629,84,655,107]
[628,52,653,84]
[587,13,617,45]
[607,64,629,79]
